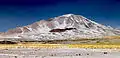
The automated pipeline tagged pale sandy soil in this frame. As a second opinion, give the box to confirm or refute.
[0,48,120,58]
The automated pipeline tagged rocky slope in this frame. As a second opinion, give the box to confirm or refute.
[0,14,119,41]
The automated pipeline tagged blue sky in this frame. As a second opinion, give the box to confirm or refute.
[0,0,120,31]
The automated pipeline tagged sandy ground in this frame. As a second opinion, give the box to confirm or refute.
[0,48,120,58]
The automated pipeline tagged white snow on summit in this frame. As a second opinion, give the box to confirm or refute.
[62,14,74,17]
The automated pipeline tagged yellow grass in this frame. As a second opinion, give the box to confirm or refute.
[68,44,120,49]
[0,44,120,49]
[104,36,120,39]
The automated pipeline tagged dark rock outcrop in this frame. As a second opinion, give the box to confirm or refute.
[49,28,76,32]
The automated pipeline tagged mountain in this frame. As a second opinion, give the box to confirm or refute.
[0,14,120,41]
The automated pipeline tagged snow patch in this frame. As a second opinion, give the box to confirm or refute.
[62,14,74,17]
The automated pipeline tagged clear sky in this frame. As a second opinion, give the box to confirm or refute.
[0,0,120,31]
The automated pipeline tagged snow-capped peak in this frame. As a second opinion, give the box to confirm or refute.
[0,14,119,41]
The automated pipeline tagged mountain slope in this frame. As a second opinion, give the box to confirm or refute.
[0,14,119,41]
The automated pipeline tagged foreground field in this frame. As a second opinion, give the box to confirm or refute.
[0,37,120,58]
[0,48,120,58]
[1,44,120,49]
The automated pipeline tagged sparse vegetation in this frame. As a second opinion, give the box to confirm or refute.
[104,36,120,39]
[0,41,17,44]
[0,36,120,49]
[0,44,120,49]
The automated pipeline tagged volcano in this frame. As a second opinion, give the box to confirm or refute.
[0,14,120,41]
